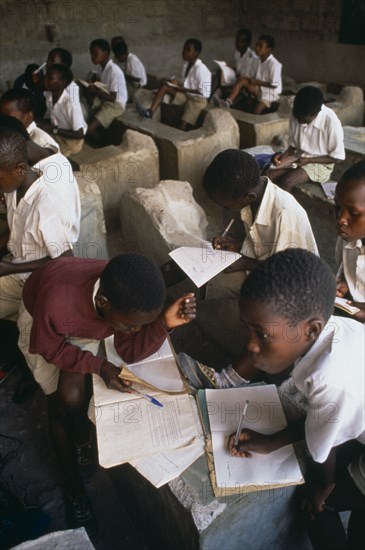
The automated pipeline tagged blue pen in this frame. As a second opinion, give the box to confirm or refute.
[130,387,164,408]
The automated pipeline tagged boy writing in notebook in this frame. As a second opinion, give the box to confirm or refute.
[228,248,364,549]
[85,38,127,145]
[265,86,345,192]
[112,40,147,100]
[215,34,281,114]
[335,160,365,323]
[137,38,211,131]
[17,253,196,532]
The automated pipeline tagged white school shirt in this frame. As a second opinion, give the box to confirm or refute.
[121,52,147,87]
[45,89,87,134]
[99,59,128,107]
[336,237,365,302]
[27,121,59,152]
[291,316,365,463]
[181,58,211,98]
[252,53,282,102]
[234,48,257,78]
[5,153,81,280]
[289,105,345,160]
[240,178,318,260]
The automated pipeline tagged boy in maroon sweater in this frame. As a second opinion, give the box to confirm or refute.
[17,253,196,533]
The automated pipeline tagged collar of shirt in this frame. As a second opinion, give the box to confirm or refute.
[27,121,36,135]
[92,278,100,313]
[344,238,365,252]
[241,177,274,228]
[260,53,273,64]
[101,59,113,75]
[13,168,43,206]
[308,105,325,130]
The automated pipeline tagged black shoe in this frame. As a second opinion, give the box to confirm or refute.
[64,493,98,536]
[75,442,94,467]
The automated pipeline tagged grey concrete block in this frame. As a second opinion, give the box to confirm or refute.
[226,108,290,149]
[327,86,364,127]
[70,130,159,231]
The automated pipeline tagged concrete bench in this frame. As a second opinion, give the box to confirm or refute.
[114,108,240,203]
[326,86,364,127]
[69,130,159,231]
[333,125,365,180]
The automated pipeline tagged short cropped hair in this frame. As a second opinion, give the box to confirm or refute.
[48,47,73,68]
[237,27,252,44]
[185,38,202,53]
[338,159,365,186]
[259,34,275,49]
[0,127,27,170]
[90,39,110,53]
[203,149,260,199]
[240,249,336,324]
[113,41,128,56]
[100,254,166,313]
[47,64,73,86]
[293,86,323,118]
[1,89,37,115]
[0,115,29,140]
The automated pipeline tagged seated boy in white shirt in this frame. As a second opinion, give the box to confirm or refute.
[0,88,59,154]
[112,40,147,100]
[137,38,211,131]
[86,38,127,145]
[215,34,282,114]
[266,86,345,192]
[335,160,365,323]
[44,65,87,157]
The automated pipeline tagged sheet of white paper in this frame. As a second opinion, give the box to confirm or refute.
[96,394,199,467]
[213,59,237,85]
[169,244,241,287]
[334,296,360,315]
[320,180,337,200]
[206,386,303,487]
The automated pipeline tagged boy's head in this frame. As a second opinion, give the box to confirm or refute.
[47,47,73,69]
[239,249,336,374]
[0,89,37,128]
[0,127,28,194]
[96,253,166,332]
[293,86,323,124]
[182,39,202,62]
[236,28,252,54]
[113,40,129,63]
[90,39,111,65]
[111,36,126,51]
[44,64,73,93]
[203,149,261,211]
[255,34,275,59]
[335,160,365,242]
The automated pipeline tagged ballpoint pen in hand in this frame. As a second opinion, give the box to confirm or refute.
[130,387,164,408]
[234,400,249,447]
[221,218,235,238]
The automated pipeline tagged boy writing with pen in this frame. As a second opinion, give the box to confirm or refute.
[17,253,196,533]
[228,249,365,549]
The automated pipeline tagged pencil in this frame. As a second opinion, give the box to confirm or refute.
[234,400,249,447]
[221,218,234,238]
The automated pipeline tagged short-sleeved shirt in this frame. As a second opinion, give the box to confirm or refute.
[27,121,59,152]
[5,153,81,279]
[289,105,345,160]
[240,178,318,260]
[234,48,257,78]
[181,58,211,99]
[291,316,365,463]
[336,237,365,302]
[252,53,282,102]
[120,52,147,87]
[45,88,87,134]
[99,59,128,107]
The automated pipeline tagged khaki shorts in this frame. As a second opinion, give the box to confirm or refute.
[17,301,100,395]
[93,97,125,129]
[54,135,84,157]
[301,162,334,184]
[0,273,25,321]
[172,92,207,126]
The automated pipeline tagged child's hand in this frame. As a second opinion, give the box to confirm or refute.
[348,301,365,322]
[301,476,336,520]
[336,279,349,298]
[228,429,275,457]
[212,235,242,252]
[99,360,133,392]
[161,293,196,330]
[272,153,283,166]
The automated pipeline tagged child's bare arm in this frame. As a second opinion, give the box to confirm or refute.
[301,448,337,520]
[297,155,342,166]
[0,249,73,277]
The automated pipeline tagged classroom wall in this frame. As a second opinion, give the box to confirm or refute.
[0,0,364,93]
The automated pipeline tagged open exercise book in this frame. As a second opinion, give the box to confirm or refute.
[92,337,204,487]
[205,385,303,495]
[169,241,241,288]
[334,296,360,315]
[213,60,237,86]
